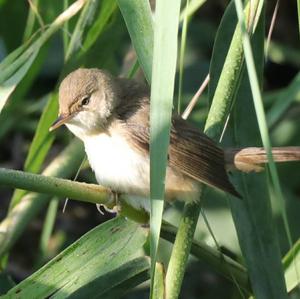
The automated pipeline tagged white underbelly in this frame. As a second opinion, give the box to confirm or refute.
[84,133,150,196]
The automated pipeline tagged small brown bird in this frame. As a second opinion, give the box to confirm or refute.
[50,68,300,203]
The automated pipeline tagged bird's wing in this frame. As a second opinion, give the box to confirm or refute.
[119,102,240,198]
[169,116,240,197]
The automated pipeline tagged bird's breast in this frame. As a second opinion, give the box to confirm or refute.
[83,130,201,202]
[84,132,150,196]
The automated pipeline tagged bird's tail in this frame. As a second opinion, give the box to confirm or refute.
[225,147,300,172]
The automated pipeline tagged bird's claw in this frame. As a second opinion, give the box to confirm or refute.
[96,190,121,215]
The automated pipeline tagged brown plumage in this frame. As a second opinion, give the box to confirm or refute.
[51,68,300,203]
[114,77,241,198]
[52,68,243,202]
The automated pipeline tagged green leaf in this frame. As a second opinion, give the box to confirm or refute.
[3,217,149,298]
[24,94,58,173]
[0,273,15,295]
[283,239,300,293]
[297,0,300,36]
[117,0,154,82]
[8,93,58,207]
[0,0,86,114]
[69,257,150,299]
[179,0,207,21]
[0,52,38,112]
[0,140,85,258]
[267,72,300,128]
[0,0,131,263]
[65,0,98,61]
[81,0,117,54]
[149,0,181,296]
[208,1,288,297]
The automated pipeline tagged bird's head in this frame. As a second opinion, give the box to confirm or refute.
[50,68,119,139]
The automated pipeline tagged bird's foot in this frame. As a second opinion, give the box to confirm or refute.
[96,190,121,215]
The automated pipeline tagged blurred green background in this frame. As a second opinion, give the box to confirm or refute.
[0,0,299,298]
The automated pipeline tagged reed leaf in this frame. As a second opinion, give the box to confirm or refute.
[0,0,87,114]
[149,1,181,296]
[117,0,154,82]
[3,217,149,298]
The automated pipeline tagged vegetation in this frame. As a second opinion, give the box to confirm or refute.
[0,0,299,298]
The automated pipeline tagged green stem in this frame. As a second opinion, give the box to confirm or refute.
[0,161,250,287]
[297,0,300,37]
[165,2,259,298]
[0,140,149,260]
[0,140,83,258]
[37,198,59,266]
[0,168,111,206]
[165,201,201,298]
[161,221,250,292]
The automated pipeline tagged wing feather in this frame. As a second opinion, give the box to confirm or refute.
[115,79,240,198]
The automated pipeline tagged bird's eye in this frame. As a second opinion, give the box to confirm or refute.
[81,96,90,106]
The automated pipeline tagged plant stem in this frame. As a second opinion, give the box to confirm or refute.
[165,201,201,298]
[161,221,250,292]
[164,2,259,298]
[0,140,83,258]
[0,168,111,206]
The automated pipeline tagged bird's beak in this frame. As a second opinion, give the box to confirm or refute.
[49,114,72,132]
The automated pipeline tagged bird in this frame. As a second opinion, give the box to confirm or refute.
[50,68,242,204]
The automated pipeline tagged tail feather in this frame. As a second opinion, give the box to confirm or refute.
[225,147,300,173]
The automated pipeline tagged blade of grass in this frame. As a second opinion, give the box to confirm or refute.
[177,0,190,114]
[181,74,210,120]
[212,1,288,298]
[64,0,97,61]
[80,0,117,55]
[37,197,59,265]
[8,93,58,208]
[63,0,70,54]
[206,0,245,139]
[179,0,206,22]
[4,217,149,298]
[149,1,181,297]
[23,0,41,41]
[11,0,104,205]
[0,0,128,266]
[0,0,87,114]
[165,2,247,297]
[233,0,292,290]
[8,0,114,257]
[117,0,154,83]
[166,1,285,298]
[0,52,37,112]
[283,239,300,293]
[25,95,58,173]
[267,71,300,128]
[297,0,300,36]
[265,0,279,59]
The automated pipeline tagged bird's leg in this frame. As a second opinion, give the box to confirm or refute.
[96,190,121,215]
